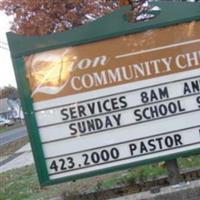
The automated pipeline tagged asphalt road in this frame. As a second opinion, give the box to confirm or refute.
[0,126,28,146]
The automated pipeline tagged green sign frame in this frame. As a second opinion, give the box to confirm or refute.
[7,2,200,186]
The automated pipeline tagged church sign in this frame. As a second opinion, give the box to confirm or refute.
[7,2,200,186]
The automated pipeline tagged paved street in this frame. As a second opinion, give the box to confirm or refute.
[0,126,27,146]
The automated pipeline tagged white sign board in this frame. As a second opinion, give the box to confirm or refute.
[24,21,200,181]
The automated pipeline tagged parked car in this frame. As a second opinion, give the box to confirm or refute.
[0,118,15,128]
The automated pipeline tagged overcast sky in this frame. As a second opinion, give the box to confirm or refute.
[0,12,17,88]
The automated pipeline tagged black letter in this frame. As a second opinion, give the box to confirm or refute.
[119,96,128,108]
[87,102,95,114]
[69,123,77,135]
[196,96,200,108]
[148,139,156,151]
[103,99,111,111]
[134,109,142,121]
[156,137,163,149]
[61,108,69,120]
[78,105,87,117]
[159,87,169,100]
[177,100,186,112]
[140,142,148,153]
[129,143,137,156]
[174,134,183,146]
[183,82,191,95]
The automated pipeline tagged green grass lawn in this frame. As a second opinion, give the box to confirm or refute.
[0,136,29,156]
[0,154,199,200]
[0,165,68,200]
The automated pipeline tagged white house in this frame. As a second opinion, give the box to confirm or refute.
[0,98,23,120]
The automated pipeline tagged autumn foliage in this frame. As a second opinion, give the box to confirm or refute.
[0,0,130,36]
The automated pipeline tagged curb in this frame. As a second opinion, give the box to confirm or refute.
[109,179,200,200]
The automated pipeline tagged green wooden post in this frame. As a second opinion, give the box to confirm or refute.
[166,159,182,185]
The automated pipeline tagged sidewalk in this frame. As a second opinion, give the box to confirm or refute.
[0,143,34,173]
